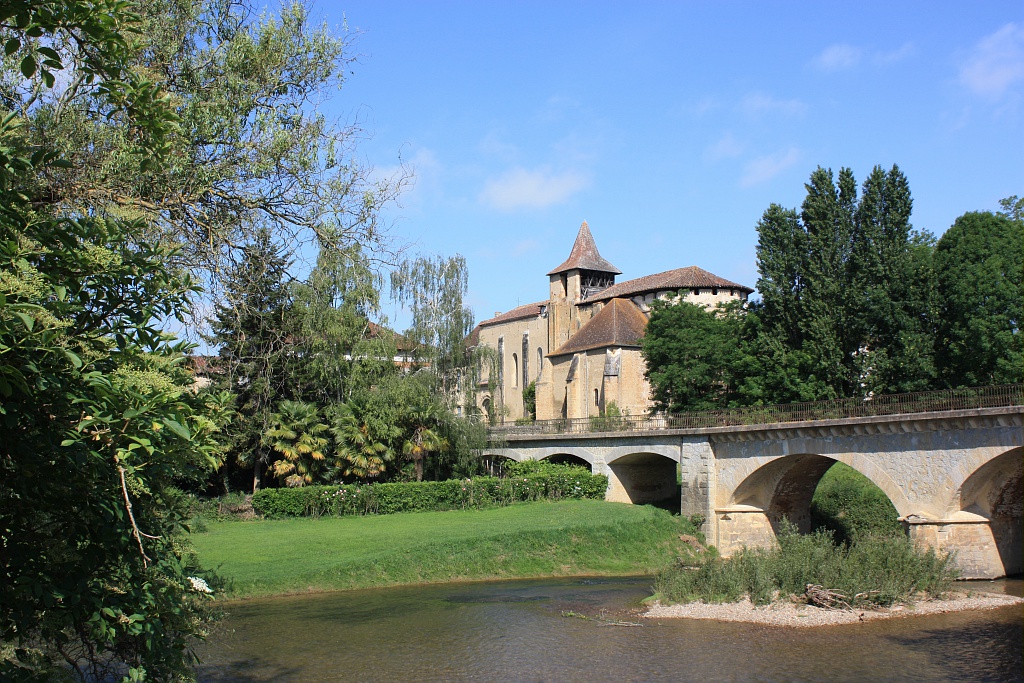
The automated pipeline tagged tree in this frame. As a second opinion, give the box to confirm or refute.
[10,0,406,289]
[329,403,394,480]
[847,165,935,394]
[287,245,386,405]
[391,254,475,400]
[748,164,936,403]
[207,227,293,492]
[1,2,221,680]
[934,210,1023,387]
[641,300,752,411]
[402,405,447,482]
[265,401,332,487]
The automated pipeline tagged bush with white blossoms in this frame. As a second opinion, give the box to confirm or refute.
[188,576,213,594]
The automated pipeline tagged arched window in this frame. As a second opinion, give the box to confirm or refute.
[512,353,519,388]
[594,388,600,407]
[537,348,544,378]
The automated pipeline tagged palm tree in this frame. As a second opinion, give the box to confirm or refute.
[329,403,393,480]
[402,405,448,482]
[264,401,331,487]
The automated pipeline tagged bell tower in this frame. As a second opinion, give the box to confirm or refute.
[546,221,621,351]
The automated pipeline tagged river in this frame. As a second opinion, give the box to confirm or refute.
[197,577,1023,682]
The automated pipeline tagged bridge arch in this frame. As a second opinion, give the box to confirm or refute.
[944,447,1022,576]
[530,446,598,466]
[605,451,679,506]
[542,453,593,471]
[479,452,518,477]
[718,452,907,555]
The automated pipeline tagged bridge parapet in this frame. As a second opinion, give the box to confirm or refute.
[487,384,1023,439]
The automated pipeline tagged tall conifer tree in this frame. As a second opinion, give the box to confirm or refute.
[208,228,293,491]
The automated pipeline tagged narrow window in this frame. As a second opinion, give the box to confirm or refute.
[537,348,543,378]
[594,388,600,406]
[512,353,519,388]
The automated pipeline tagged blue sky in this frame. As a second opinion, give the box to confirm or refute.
[308,1,1023,328]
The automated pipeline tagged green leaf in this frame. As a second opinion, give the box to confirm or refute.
[12,311,34,331]
[4,38,19,56]
[20,54,35,79]
[63,350,83,368]
[161,418,191,440]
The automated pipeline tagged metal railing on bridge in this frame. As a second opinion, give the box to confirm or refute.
[487,384,1024,437]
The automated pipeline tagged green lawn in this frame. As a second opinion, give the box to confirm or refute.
[191,500,696,598]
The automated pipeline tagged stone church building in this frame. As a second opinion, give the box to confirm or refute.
[467,221,753,422]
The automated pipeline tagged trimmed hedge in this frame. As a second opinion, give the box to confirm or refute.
[251,469,609,518]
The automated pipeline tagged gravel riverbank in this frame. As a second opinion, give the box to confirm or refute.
[644,591,1024,627]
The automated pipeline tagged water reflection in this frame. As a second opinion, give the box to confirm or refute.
[198,578,1023,683]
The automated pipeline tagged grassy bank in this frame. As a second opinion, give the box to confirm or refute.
[192,500,698,598]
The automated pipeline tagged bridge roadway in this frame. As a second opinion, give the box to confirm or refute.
[484,404,1023,579]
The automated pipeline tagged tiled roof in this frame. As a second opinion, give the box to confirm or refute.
[547,221,622,276]
[549,298,648,357]
[366,321,417,351]
[586,266,753,302]
[465,301,547,347]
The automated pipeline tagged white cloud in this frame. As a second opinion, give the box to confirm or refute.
[704,132,744,162]
[739,92,807,118]
[477,132,519,161]
[874,42,915,65]
[813,43,862,71]
[689,96,720,118]
[479,167,589,210]
[740,148,801,188]
[959,23,1024,98]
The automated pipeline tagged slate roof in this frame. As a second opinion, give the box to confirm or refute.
[586,266,753,302]
[548,298,648,357]
[547,221,622,276]
[465,300,547,347]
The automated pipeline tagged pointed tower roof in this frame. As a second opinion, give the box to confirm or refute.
[547,221,622,276]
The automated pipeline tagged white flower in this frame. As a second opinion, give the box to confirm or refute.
[188,576,213,594]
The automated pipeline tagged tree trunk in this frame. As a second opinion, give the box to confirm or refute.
[415,457,423,482]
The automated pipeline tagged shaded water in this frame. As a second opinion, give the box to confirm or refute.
[198,578,1023,683]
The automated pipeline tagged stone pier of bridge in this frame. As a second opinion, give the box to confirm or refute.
[485,406,1023,579]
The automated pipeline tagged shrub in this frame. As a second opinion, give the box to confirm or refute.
[655,521,956,607]
[251,467,609,518]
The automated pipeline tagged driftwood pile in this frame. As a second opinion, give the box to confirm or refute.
[804,584,851,609]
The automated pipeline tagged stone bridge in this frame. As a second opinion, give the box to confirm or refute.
[484,388,1023,579]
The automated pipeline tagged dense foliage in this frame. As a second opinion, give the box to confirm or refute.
[810,463,902,545]
[641,300,751,411]
[250,464,608,518]
[934,210,1023,387]
[655,522,956,608]
[1,2,223,680]
[643,166,1022,412]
